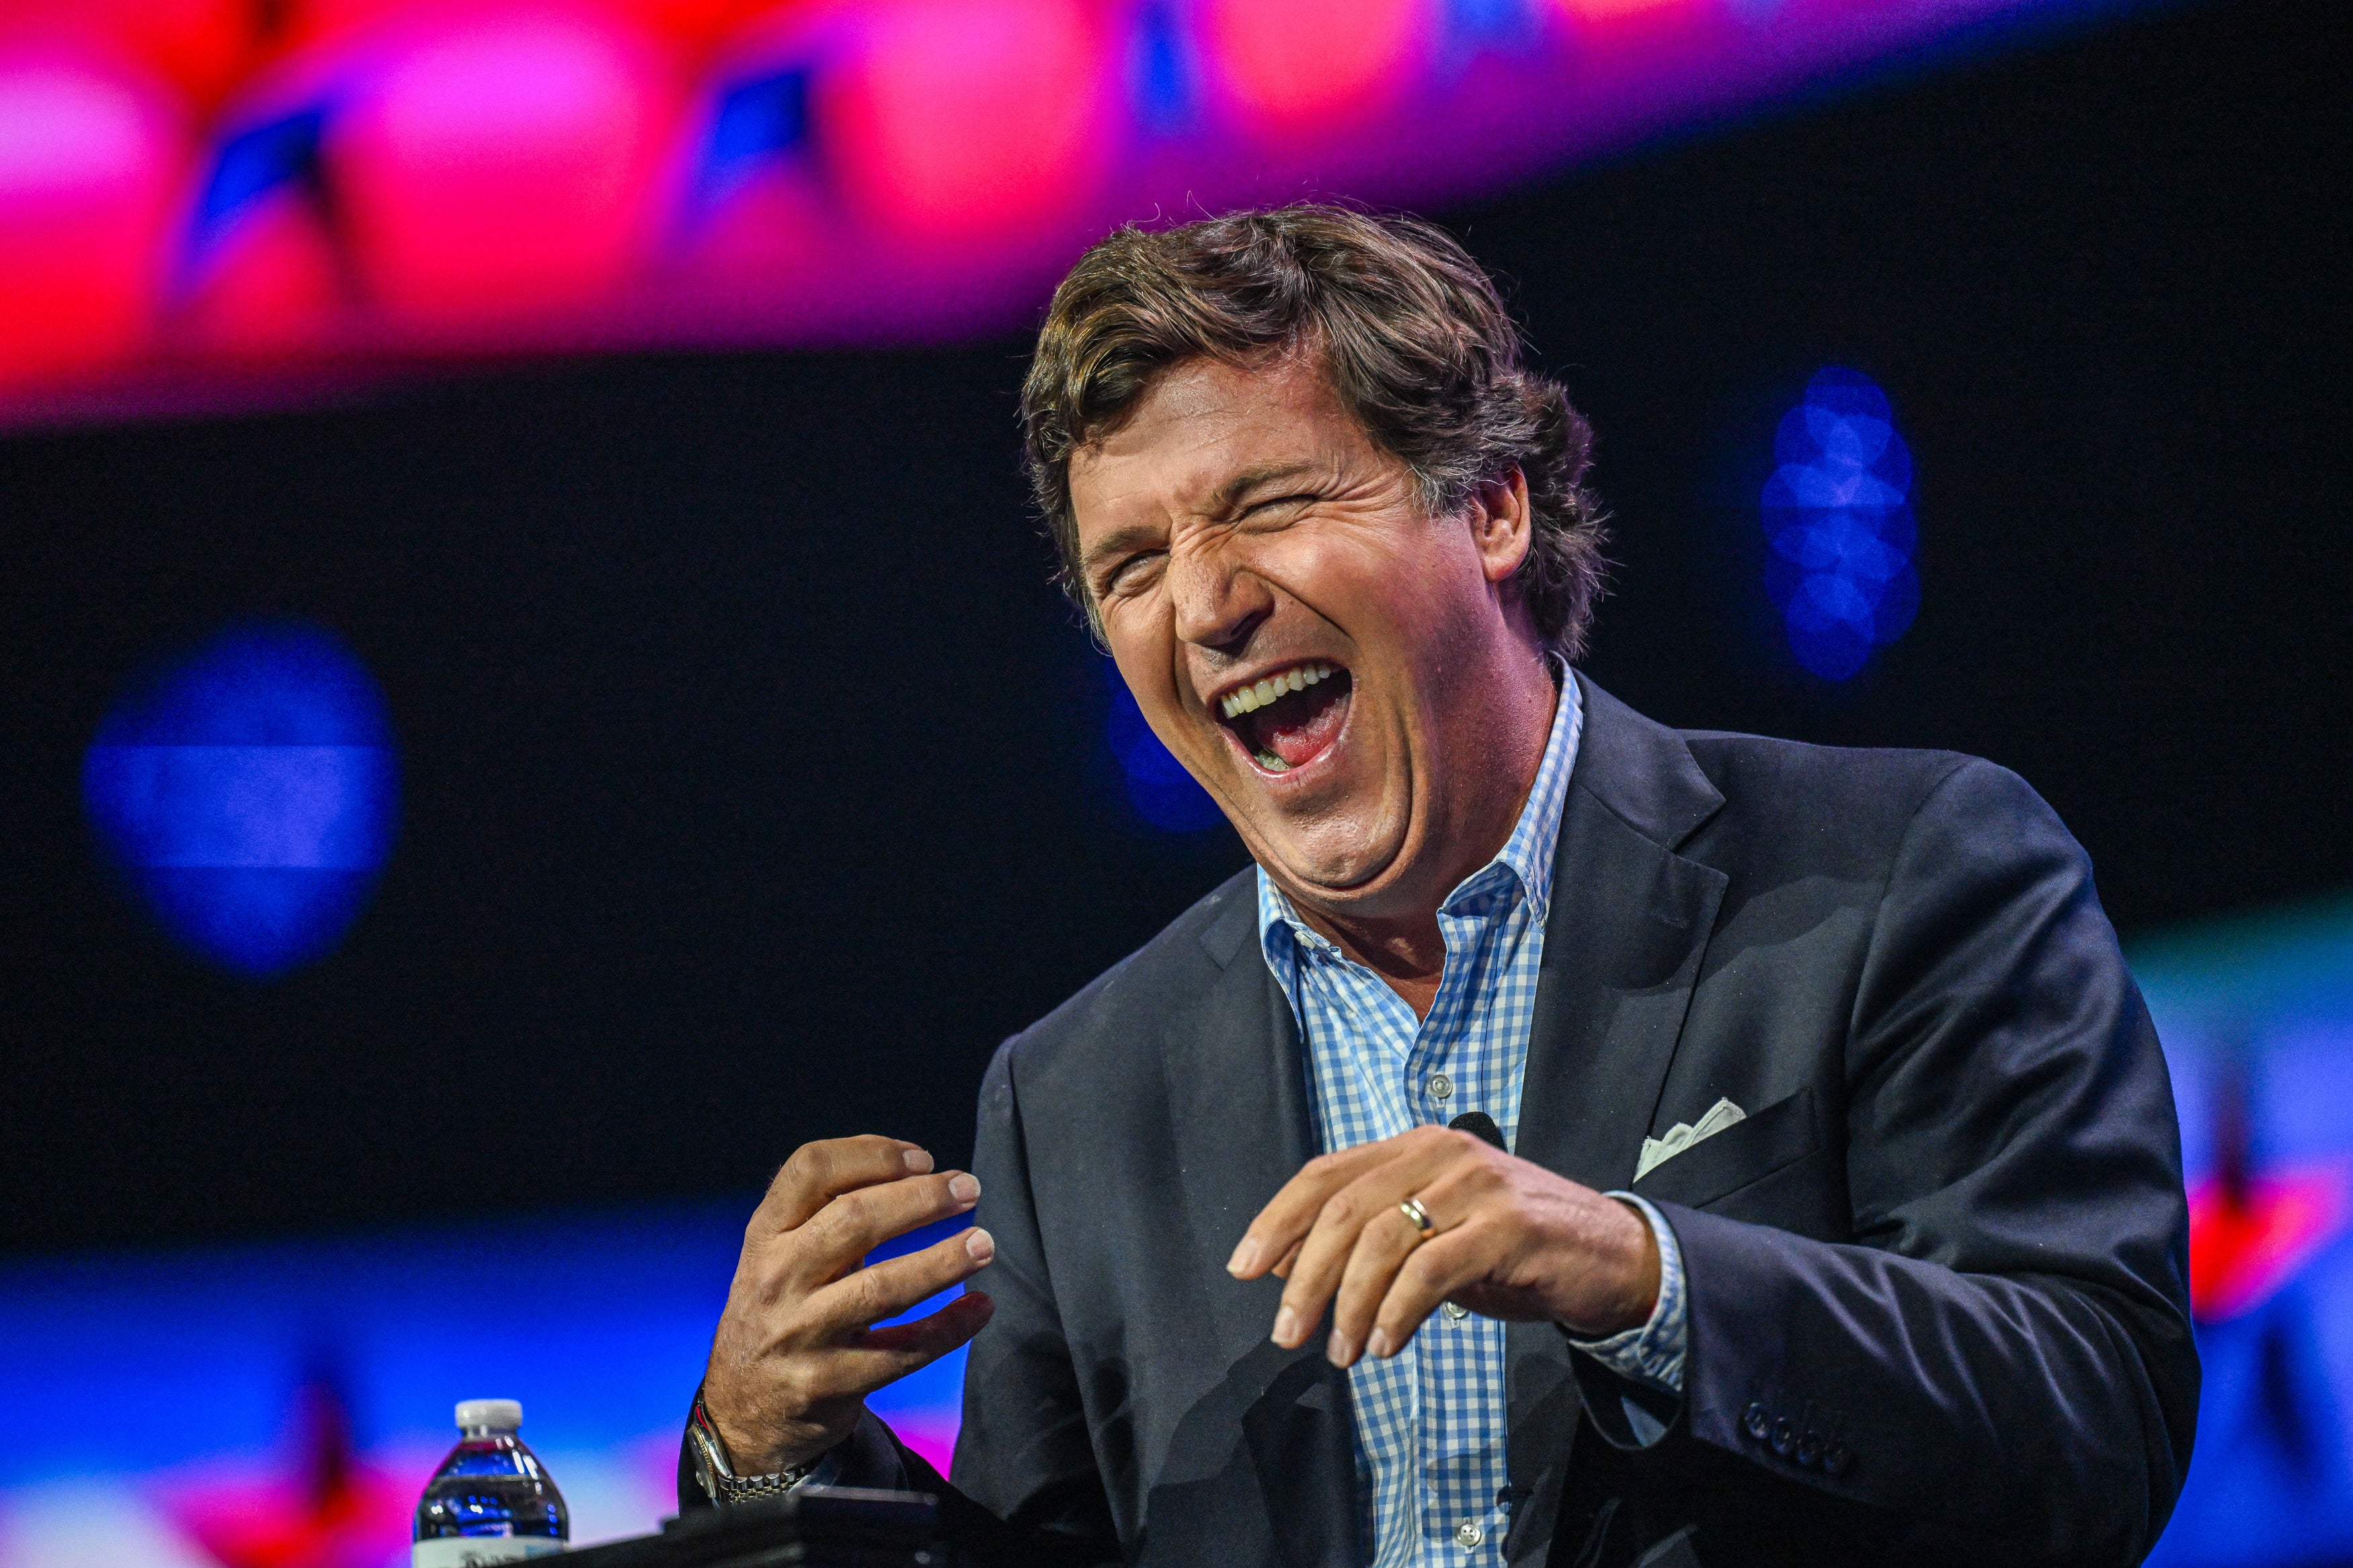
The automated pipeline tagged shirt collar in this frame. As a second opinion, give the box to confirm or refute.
[1257,661,1585,962]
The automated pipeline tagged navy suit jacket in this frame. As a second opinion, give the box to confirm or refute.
[684,675,2197,1567]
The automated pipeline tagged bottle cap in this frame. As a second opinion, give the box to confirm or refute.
[455,1399,524,1432]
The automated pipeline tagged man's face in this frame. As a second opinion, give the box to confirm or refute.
[1068,352,1536,916]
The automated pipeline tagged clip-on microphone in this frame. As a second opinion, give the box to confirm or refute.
[1448,1110,1506,1150]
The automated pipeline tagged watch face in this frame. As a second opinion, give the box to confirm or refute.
[690,1424,728,1501]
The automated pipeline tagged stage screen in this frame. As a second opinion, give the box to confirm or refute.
[0,0,2136,427]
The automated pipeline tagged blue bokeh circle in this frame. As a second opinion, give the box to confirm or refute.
[83,621,399,979]
[1762,368,1920,680]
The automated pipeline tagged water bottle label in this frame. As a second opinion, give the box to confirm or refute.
[412,1540,566,1566]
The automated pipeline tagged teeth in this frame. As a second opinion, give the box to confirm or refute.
[1219,663,1335,720]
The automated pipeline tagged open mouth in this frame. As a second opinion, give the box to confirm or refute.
[1213,662,1352,775]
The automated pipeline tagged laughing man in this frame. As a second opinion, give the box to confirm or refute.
[682,206,2196,1568]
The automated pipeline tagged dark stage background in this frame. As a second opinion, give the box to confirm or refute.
[2,0,2346,1260]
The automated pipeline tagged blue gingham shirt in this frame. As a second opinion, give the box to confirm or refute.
[1257,670,1687,1567]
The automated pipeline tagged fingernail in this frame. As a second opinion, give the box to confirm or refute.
[904,1148,934,1173]
[965,1227,995,1264]
[1227,1238,1262,1276]
[1326,1328,1355,1366]
[1365,1328,1395,1359]
[948,1173,980,1204]
[1271,1306,1300,1346]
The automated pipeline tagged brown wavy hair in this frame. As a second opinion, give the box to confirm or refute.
[1021,204,1609,655]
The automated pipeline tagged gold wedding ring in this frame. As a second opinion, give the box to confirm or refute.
[1398,1196,1434,1237]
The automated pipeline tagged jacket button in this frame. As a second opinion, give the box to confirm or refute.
[1769,1417,1796,1456]
[1796,1431,1824,1468]
[1742,1403,1771,1441]
[1825,1442,1853,1477]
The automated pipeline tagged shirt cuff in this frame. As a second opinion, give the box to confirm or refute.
[796,1444,846,1490]
[1563,1192,1687,1395]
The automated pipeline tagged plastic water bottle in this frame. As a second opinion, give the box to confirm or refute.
[413,1399,569,1565]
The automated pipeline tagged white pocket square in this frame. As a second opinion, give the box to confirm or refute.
[1634,1097,1747,1182]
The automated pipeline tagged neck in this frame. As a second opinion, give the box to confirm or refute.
[1279,653,1560,1020]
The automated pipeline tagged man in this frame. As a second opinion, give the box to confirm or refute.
[683,207,2196,1567]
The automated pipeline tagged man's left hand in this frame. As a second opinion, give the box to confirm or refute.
[1226,1125,1661,1366]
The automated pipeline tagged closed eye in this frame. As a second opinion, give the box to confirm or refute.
[1240,491,1320,520]
[1100,548,1164,597]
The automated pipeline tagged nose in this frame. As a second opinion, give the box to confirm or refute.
[1166,534,1273,656]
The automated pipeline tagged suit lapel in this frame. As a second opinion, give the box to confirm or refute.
[1168,878,1319,1363]
[1506,675,1728,1566]
[1162,878,1361,1568]
[1519,675,1729,1189]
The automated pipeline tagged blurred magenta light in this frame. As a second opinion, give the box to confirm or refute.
[821,0,1110,247]
[326,7,680,325]
[1761,368,1920,681]
[83,621,399,979]
[1204,0,1425,134]
[0,48,187,386]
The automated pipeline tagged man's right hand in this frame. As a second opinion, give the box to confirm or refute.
[701,1134,996,1475]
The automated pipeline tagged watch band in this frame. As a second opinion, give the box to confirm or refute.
[689,1393,814,1505]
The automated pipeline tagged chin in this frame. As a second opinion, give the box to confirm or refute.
[1254,816,1410,903]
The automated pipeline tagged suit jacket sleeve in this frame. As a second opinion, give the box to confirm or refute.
[947,1036,1123,1561]
[1580,758,2197,1564]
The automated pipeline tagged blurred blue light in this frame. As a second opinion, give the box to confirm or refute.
[701,67,811,204]
[1103,665,1224,833]
[189,108,325,256]
[83,622,398,979]
[1446,0,1538,45]
[1127,1,1199,137]
[1762,368,1919,680]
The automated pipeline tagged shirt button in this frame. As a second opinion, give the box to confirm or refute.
[1454,1520,1484,1549]
[1429,1073,1453,1101]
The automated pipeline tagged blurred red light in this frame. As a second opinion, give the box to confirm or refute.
[0,52,186,384]
[326,7,680,327]
[2188,1165,2352,1323]
[1203,0,1423,134]
[276,0,776,53]
[182,193,350,354]
[818,0,1108,247]
[0,0,256,105]
[632,0,792,56]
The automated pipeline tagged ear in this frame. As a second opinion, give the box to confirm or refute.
[1466,468,1533,586]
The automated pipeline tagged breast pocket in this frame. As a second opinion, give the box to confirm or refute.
[1629,1087,1821,1212]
